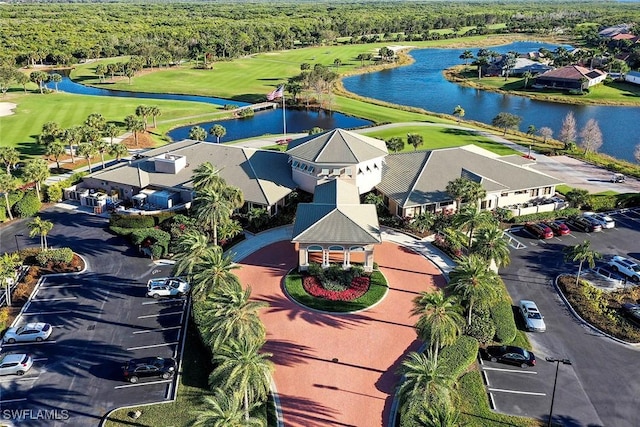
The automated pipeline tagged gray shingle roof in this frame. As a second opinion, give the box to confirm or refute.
[286,128,388,164]
[88,141,296,206]
[377,145,562,208]
[291,179,381,244]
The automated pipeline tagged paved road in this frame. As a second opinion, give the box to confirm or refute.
[0,208,187,426]
[501,209,640,427]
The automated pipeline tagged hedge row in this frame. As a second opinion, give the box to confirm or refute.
[511,207,580,223]
[13,191,42,218]
[439,335,479,380]
[130,228,171,259]
[35,248,74,267]
[109,212,176,228]
[490,298,517,344]
[585,194,618,211]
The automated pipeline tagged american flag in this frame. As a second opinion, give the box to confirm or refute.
[266,85,284,100]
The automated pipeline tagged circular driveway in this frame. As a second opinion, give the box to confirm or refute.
[235,241,446,427]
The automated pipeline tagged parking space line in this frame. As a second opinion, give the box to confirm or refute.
[127,341,179,351]
[482,367,537,374]
[38,284,82,289]
[22,310,71,316]
[0,398,27,404]
[32,358,48,362]
[133,326,181,335]
[114,379,172,389]
[32,297,77,302]
[488,387,546,396]
[2,341,56,347]
[142,299,186,306]
[138,311,183,319]
[0,375,39,384]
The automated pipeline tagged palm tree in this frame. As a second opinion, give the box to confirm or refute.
[563,240,601,286]
[49,73,62,92]
[415,400,462,427]
[149,106,161,128]
[124,115,145,146]
[192,388,262,427]
[412,290,463,363]
[192,246,240,299]
[453,205,496,249]
[195,188,233,247]
[411,211,434,234]
[209,337,274,422]
[95,140,109,169]
[452,105,465,123]
[0,172,17,220]
[192,162,225,193]
[103,123,119,145]
[85,113,106,131]
[209,124,227,143]
[77,143,98,173]
[408,133,424,151]
[447,254,499,325]
[471,225,511,270]
[200,281,268,352]
[28,216,54,251]
[396,350,453,407]
[61,126,83,163]
[189,126,208,142]
[0,147,20,175]
[0,253,20,306]
[522,70,533,89]
[135,105,151,129]
[459,50,473,65]
[445,177,472,211]
[173,230,214,278]
[22,159,50,201]
[385,137,405,153]
[46,141,66,170]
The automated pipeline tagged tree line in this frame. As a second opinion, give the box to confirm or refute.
[2,2,640,67]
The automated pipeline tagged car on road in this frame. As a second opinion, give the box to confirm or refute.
[524,222,554,239]
[611,173,626,183]
[519,300,546,332]
[583,212,615,229]
[607,256,640,283]
[146,277,190,299]
[122,357,176,383]
[3,322,52,344]
[483,345,536,368]
[566,216,602,233]
[544,220,571,236]
[621,303,640,326]
[0,353,33,376]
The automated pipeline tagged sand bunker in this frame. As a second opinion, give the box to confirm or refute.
[0,102,17,117]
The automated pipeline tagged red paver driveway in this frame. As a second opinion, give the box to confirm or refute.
[235,240,446,427]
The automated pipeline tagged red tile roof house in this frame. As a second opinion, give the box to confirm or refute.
[532,65,607,92]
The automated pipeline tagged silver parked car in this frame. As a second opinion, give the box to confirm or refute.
[0,353,33,376]
[3,322,52,344]
[584,212,615,229]
[519,300,546,332]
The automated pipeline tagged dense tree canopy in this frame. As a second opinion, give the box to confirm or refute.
[2,1,640,67]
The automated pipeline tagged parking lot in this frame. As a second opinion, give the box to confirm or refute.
[492,208,640,426]
[0,209,190,426]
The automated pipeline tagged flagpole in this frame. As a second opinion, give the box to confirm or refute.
[282,89,287,139]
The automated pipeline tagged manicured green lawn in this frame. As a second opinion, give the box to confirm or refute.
[362,125,520,155]
[0,91,222,154]
[284,270,388,312]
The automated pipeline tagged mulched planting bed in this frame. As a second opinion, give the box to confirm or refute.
[557,275,640,343]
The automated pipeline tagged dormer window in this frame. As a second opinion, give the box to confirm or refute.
[308,166,315,173]
[292,160,299,168]
[373,163,379,169]
[366,166,371,172]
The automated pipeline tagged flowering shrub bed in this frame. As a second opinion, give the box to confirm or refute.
[302,275,370,301]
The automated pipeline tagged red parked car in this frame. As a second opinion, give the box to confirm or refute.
[544,220,571,236]
[524,222,554,239]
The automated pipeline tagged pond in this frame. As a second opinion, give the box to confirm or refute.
[343,41,639,163]
[50,76,371,143]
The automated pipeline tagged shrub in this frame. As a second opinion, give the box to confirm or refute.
[8,190,24,209]
[0,307,9,332]
[13,191,41,218]
[130,228,171,258]
[46,184,63,203]
[464,306,495,343]
[490,298,517,344]
[439,335,479,379]
[0,206,6,222]
[585,194,618,211]
[512,207,581,223]
[110,214,155,229]
[237,108,254,118]
[35,248,74,267]
[109,226,136,236]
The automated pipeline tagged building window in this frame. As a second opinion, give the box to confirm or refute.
[396,205,403,216]
[300,164,307,171]
[308,166,315,174]
[308,245,323,252]
[292,161,299,168]
[373,163,379,169]
[530,188,540,197]
[332,168,341,175]
[501,192,509,197]
[358,168,363,175]
[515,190,527,195]
[544,186,552,195]
[320,168,329,176]
[344,167,352,176]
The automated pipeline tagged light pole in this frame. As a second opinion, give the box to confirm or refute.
[14,234,23,253]
[546,356,572,427]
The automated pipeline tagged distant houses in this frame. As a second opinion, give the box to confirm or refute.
[533,65,607,92]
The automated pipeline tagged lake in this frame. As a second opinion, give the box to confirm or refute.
[343,41,639,163]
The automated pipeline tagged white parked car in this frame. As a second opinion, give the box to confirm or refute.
[583,212,615,229]
[0,354,33,376]
[146,277,190,299]
[519,300,546,332]
[607,256,640,283]
[3,323,52,344]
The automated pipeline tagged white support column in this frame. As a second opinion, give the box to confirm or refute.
[343,249,350,269]
[298,246,309,271]
[322,249,329,268]
[364,249,374,273]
